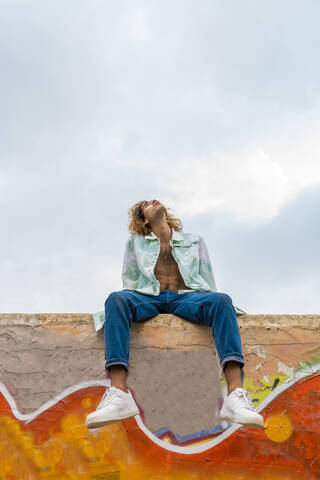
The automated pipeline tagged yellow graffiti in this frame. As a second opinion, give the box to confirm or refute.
[243,376,289,405]
[0,411,267,480]
[0,377,291,480]
[265,414,293,443]
[0,408,308,480]
[0,413,126,479]
[219,375,289,407]
[0,371,315,480]
[81,396,92,409]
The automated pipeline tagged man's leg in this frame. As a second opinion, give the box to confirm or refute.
[168,291,264,428]
[104,290,163,390]
[223,360,243,395]
[86,290,163,429]
[168,291,245,392]
[109,365,128,392]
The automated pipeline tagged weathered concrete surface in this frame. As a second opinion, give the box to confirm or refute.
[0,313,319,436]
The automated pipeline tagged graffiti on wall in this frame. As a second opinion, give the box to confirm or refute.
[0,363,320,480]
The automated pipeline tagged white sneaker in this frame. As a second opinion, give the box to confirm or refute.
[85,386,139,430]
[220,387,265,429]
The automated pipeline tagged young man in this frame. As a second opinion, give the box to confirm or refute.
[86,199,264,430]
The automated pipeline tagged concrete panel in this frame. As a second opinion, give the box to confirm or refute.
[0,313,320,479]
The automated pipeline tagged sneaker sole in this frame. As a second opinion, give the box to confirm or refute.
[86,410,139,430]
[220,414,265,429]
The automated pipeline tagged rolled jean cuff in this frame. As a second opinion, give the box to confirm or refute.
[220,355,245,371]
[105,359,129,371]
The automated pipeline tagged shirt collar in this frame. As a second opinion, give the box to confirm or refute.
[145,230,184,242]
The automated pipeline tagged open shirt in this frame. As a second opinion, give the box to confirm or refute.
[93,229,246,330]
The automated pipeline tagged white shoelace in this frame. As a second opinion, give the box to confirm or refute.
[231,388,256,411]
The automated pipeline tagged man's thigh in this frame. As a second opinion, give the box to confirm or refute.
[106,290,163,322]
[167,291,231,326]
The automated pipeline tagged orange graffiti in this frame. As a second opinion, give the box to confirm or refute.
[0,373,319,479]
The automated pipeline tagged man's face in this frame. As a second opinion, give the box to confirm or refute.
[141,199,167,225]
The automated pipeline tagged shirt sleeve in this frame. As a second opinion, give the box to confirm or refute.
[122,235,140,289]
[198,235,217,291]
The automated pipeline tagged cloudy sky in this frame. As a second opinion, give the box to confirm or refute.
[1,0,320,314]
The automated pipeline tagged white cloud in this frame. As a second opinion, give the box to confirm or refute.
[157,117,320,223]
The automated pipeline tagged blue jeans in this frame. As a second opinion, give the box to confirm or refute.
[104,289,245,380]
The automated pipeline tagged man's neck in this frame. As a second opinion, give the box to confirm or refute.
[150,222,172,242]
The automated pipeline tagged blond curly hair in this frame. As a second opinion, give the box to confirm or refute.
[127,200,183,236]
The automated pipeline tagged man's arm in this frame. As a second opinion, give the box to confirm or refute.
[122,234,140,290]
[199,235,217,291]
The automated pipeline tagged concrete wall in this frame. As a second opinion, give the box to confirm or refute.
[0,313,319,479]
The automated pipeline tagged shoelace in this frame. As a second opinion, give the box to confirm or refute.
[232,389,256,411]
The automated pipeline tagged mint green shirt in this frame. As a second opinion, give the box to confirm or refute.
[93,230,246,330]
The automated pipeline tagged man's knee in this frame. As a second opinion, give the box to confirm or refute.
[206,291,233,305]
[217,292,233,304]
[105,290,132,308]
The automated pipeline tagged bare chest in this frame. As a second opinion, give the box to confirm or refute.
[154,243,179,275]
[153,242,189,291]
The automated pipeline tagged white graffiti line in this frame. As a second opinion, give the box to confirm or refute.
[0,363,319,455]
[0,379,109,423]
[136,363,320,455]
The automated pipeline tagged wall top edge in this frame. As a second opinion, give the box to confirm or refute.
[0,313,319,329]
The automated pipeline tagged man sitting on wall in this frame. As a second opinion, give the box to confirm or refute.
[86,199,264,429]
